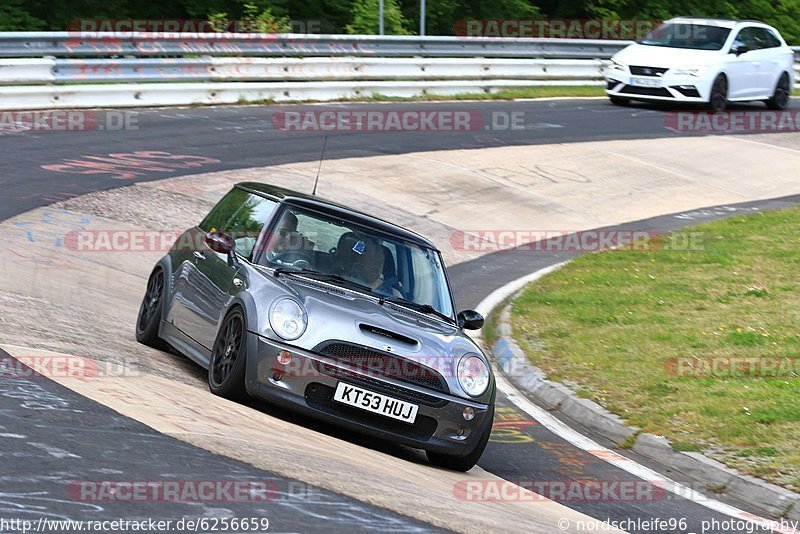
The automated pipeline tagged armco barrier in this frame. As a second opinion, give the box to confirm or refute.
[0,79,605,110]
[48,57,607,83]
[0,32,630,59]
[0,33,797,110]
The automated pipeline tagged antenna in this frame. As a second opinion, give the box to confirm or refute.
[312,135,328,196]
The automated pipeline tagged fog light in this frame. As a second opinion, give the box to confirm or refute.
[277,350,292,365]
[272,371,283,382]
[462,407,475,421]
[457,427,465,436]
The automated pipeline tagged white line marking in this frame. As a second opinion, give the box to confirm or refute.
[476,264,800,534]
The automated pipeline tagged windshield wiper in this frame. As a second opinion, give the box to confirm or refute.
[273,268,374,294]
[379,296,454,324]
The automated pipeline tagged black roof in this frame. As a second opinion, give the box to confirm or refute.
[236,182,438,250]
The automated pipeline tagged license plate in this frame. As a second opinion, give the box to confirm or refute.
[333,382,419,424]
[631,77,662,88]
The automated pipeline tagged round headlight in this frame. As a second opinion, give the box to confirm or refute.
[269,298,307,341]
[457,354,490,397]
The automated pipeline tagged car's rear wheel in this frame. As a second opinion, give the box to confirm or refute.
[209,307,248,401]
[609,95,630,106]
[426,405,494,472]
[135,268,167,350]
[709,75,728,112]
[766,73,791,110]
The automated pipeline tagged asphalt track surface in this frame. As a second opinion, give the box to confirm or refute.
[2,98,799,533]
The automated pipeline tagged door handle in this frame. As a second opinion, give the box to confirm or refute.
[193,251,206,260]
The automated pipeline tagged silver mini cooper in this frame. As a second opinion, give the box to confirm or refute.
[136,183,495,470]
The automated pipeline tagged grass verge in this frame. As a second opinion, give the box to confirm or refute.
[511,207,800,490]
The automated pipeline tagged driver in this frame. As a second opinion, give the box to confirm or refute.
[264,211,314,265]
[348,238,402,298]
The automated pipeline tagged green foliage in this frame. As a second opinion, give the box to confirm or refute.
[346,0,411,35]
[0,0,797,42]
[239,2,291,32]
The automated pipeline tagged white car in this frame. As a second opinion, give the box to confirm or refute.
[606,18,795,111]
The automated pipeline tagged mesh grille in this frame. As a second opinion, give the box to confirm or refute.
[314,341,449,394]
[620,85,673,97]
[629,65,668,77]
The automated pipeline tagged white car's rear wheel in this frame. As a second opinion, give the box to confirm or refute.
[766,73,791,111]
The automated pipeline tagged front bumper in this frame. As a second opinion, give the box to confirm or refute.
[605,70,714,103]
[245,332,494,456]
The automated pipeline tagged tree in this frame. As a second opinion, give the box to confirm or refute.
[346,0,412,35]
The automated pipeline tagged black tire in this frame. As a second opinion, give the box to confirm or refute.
[208,307,248,401]
[766,73,791,110]
[609,95,630,106]
[426,405,494,472]
[135,268,168,350]
[709,74,728,112]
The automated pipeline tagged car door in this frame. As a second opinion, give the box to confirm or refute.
[751,27,786,97]
[725,27,760,99]
[175,189,277,349]
[166,187,250,341]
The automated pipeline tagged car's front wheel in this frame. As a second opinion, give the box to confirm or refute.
[709,74,728,112]
[426,405,494,472]
[209,307,248,401]
[135,268,167,350]
[766,73,791,110]
[609,95,630,106]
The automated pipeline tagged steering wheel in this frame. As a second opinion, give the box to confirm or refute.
[271,251,314,270]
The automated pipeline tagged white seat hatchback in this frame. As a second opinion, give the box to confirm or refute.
[606,17,795,111]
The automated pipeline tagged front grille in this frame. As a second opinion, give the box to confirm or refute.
[314,341,450,394]
[629,65,668,77]
[313,361,448,408]
[305,383,438,440]
[620,85,673,97]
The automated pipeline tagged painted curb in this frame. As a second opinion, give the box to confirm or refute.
[487,277,800,521]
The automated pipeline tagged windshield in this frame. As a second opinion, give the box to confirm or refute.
[637,23,731,50]
[258,206,455,319]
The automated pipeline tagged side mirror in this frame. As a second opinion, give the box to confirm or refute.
[457,310,484,330]
[732,45,750,56]
[205,232,234,254]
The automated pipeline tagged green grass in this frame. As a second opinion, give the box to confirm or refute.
[511,207,800,490]
[234,85,607,105]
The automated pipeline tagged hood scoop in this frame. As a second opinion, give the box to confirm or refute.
[359,324,419,347]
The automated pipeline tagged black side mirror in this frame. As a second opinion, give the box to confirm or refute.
[732,45,749,56]
[205,232,239,267]
[457,310,484,330]
[206,232,234,254]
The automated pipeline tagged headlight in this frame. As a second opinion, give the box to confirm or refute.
[269,298,307,341]
[609,59,626,72]
[671,66,708,77]
[457,354,490,397]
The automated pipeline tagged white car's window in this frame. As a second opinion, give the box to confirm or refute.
[639,22,731,51]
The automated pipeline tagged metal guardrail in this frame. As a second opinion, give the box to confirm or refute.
[42,57,606,83]
[0,33,797,111]
[0,32,630,59]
